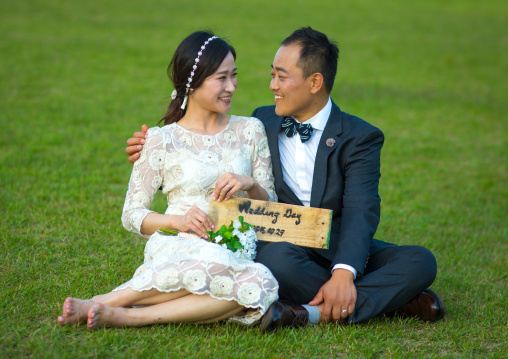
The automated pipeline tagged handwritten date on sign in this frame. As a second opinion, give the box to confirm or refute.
[208,198,332,249]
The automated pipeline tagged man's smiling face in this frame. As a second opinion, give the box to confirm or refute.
[270,44,315,122]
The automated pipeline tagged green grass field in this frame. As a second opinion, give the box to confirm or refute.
[1,0,507,357]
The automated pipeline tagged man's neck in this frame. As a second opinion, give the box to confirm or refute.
[293,94,330,123]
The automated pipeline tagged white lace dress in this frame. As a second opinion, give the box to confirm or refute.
[116,115,279,324]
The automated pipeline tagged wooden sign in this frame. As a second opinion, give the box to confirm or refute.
[208,198,332,249]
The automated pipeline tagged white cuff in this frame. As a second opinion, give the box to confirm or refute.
[332,264,357,280]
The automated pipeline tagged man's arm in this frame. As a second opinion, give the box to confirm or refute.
[310,124,384,322]
[125,124,148,163]
[124,106,267,163]
[334,126,384,273]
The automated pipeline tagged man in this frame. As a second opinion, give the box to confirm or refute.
[126,27,445,331]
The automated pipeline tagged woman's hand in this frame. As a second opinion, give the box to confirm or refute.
[175,206,215,238]
[212,173,256,202]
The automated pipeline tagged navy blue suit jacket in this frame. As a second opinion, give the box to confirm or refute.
[252,101,394,277]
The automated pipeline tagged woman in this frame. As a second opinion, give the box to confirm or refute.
[58,31,278,329]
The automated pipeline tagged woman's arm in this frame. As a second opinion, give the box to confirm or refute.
[121,127,166,237]
[212,172,270,202]
[212,118,277,203]
[122,127,214,238]
[249,118,277,202]
[140,208,214,239]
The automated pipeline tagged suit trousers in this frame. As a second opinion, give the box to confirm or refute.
[255,241,437,323]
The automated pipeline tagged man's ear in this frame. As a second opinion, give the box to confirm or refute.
[309,73,324,94]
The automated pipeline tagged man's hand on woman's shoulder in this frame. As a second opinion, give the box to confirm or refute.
[126,124,148,163]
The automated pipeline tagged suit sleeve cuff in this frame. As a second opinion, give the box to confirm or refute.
[332,264,357,280]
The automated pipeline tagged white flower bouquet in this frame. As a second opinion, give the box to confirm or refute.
[158,216,258,261]
[206,216,258,260]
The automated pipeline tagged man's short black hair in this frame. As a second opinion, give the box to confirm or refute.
[281,27,339,94]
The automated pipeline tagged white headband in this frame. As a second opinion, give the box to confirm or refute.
[180,35,219,110]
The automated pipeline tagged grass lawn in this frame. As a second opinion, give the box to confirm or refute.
[1,0,507,357]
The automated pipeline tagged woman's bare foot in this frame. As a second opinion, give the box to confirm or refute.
[57,297,95,326]
[87,303,129,330]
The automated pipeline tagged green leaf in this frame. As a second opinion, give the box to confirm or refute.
[233,241,244,249]
[158,228,179,235]
[218,224,228,234]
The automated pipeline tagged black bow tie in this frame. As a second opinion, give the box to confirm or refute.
[281,117,314,143]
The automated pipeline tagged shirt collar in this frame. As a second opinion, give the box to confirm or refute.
[301,97,331,131]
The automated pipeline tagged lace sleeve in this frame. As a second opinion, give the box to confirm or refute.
[249,118,277,202]
[122,127,166,237]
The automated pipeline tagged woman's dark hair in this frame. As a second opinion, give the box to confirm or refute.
[159,31,236,126]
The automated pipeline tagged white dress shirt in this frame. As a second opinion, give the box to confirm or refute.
[278,97,357,279]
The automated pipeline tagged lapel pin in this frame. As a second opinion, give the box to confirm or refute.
[326,138,336,147]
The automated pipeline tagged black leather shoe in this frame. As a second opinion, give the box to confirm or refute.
[259,300,309,333]
[387,289,446,322]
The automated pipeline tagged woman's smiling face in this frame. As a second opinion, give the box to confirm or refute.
[190,51,238,114]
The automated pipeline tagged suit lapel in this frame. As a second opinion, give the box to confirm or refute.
[310,102,344,208]
[264,115,303,205]
[264,116,283,183]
